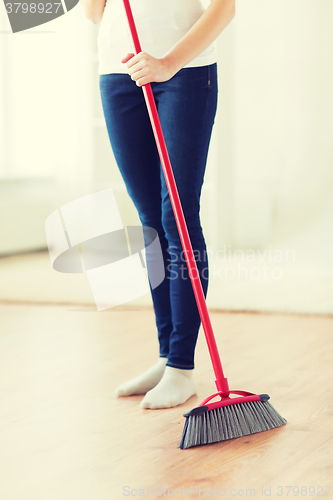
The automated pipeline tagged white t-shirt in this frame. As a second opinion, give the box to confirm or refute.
[97,0,217,75]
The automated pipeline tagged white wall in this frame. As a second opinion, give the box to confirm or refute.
[0,5,96,253]
[229,0,333,248]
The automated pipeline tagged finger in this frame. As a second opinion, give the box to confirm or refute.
[126,51,143,69]
[121,53,135,64]
[136,75,151,87]
[128,61,144,76]
[131,68,149,82]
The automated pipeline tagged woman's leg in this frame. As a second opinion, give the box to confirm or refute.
[99,74,172,393]
[100,66,218,406]
[141,64,218,408]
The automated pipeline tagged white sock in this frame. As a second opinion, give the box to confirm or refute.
[140,366,198,409]
[115,357,167,396]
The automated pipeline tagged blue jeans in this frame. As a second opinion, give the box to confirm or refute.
[99,63,218,369]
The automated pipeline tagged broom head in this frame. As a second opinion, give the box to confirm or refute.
[179,390,286,449]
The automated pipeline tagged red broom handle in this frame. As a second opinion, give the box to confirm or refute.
[122,0,229,394]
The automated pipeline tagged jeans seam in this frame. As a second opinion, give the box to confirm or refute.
[166,362,194,369]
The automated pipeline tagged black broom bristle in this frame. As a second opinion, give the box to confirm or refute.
[179,399,287,449]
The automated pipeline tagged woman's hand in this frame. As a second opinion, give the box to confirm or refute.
[122,52,179,87]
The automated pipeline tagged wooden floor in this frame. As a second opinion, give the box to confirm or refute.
[0,303,332,499]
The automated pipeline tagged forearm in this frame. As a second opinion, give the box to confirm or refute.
[164,0,235,73]
[80,0,106,24]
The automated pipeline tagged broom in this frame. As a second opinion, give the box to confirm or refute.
[122,0,287,449]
